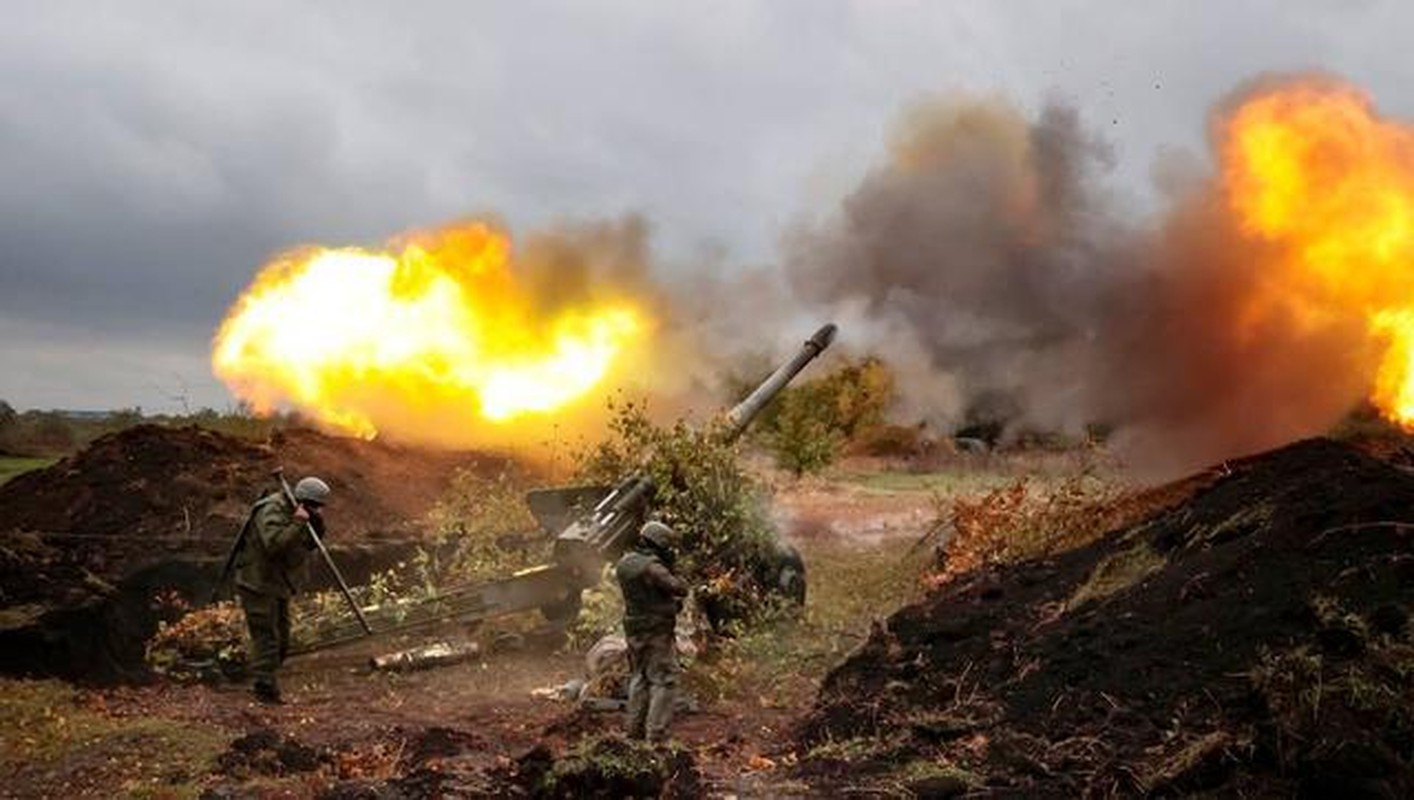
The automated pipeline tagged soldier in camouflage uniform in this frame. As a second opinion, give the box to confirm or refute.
[614,521,688,743]
[233,476,330,704]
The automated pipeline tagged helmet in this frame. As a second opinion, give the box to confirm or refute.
[293,476,331,506]
[638,521,678,552]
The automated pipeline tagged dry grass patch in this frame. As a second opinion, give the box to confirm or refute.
[1066,539,1167,610]
[0,679,229,798]
[690,539,932,709]
[925,474,1131,586]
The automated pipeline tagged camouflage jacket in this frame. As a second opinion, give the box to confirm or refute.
[615,548,687,637]
[234,492,314,598]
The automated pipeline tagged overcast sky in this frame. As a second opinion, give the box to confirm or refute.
[2,0,1412,412]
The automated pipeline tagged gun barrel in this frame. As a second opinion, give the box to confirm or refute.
[724,323,837,441]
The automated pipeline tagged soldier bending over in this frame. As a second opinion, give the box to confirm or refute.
[233,476,331,704]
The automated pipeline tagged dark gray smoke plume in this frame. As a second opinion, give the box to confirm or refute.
[784,88,1378,474]
[786,97,1119,437]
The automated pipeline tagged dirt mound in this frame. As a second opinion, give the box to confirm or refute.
[0,424,519,682]
[0,423,515,547]
[313,726,494,800]
[504,737,702,799]
[799,437,1414,796]
[216,728,325,778]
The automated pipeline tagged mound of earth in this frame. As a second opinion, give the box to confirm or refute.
[0,424,518,682]
[503,738,702,799]
[313,727,495,799]
[216,728,325,779]
[799,438,1414,797]
[0,423,515,549]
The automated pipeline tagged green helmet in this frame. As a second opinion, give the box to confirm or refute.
[293,476,331,506]
[638,521,678,552]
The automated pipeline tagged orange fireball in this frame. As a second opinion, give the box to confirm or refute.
[1219,78,1414,426]
[212,221,648,442]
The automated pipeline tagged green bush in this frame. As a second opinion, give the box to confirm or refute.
[0,400,16,441]
[770,391,845,476]
[745,356,897,475]
[425,469,548,581]
[0,403,293,457]
[564,578,625,651]
[30,412,76,452]
[575,397,781,619]
[847,423,927,458]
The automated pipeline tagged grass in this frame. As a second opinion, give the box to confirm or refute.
[0,455,56,485]
[1066,539,1166,610]
[689,538,932,709]
[837,456,1116,498]
[840,468,1019,494]
[0,679,230,798]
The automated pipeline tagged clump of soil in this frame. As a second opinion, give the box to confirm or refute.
[505,737,702,799]
[799,438,1414,796]
[216,728,325,778]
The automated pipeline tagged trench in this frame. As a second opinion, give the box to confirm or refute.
[0,542,420,684]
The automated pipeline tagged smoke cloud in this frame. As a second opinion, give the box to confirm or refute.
[210,75,1399,475]
[782,83,1386,474]
[784,96,1120,440]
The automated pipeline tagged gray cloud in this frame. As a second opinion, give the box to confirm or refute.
[2,0,1412,413]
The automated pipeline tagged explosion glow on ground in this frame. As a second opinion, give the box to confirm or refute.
[212,222,648,444]
[1220,79,1414,428]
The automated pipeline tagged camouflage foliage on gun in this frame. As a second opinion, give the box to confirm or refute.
[294,323,837,652]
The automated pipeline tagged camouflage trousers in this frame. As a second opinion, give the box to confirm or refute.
[239,588,291,689]
[625,630,679,743]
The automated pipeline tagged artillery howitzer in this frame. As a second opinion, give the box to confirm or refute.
[292,323,837,654]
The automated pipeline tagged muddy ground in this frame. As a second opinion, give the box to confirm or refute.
[3,429,1413,796]
[0,596,803,798]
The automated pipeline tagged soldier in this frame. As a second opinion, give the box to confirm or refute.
[614,521,688,743]
[233,476,331,704]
